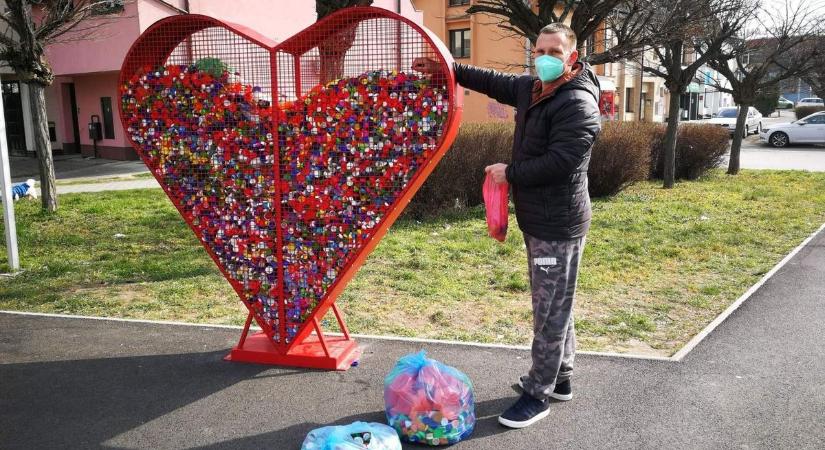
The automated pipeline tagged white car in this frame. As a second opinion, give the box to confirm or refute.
[759,111,825,147]
[708,106,763,137]
[795,97,824,107]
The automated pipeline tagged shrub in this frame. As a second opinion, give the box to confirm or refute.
[795,105,825,120]
[652,123,729,180]
[408,122,513,216]
[754,89,779,117]
[588,121,656,198]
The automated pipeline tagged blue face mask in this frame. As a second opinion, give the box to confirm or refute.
[535,55,565,83]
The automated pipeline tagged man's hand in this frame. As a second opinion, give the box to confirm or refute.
[485,163,508,185]
[411,57,440,74]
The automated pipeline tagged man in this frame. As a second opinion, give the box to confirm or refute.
[413,22,601,428]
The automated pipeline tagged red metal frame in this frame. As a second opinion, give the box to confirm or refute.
[118,7,463,370]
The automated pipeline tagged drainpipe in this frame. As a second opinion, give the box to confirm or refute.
[396,0,400,13]
[637,46,644,121]
[184,0,189,13]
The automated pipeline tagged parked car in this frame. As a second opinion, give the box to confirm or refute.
[759,111,825,147]
[708,106,763,137]
[795,97,824,107]
[777,96,794,109]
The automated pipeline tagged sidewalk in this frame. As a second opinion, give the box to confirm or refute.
[56,178,159,194]
[8,154,160,195]
[1,229,824,449]
[10,154,148,183]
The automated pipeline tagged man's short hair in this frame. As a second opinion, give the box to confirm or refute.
[539,23,577,51]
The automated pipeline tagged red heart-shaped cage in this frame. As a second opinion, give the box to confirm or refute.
[119,7,462,366]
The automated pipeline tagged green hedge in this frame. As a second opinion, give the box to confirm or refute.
[795,105,825,120]
[408,122,513,216]
[651,123,729,181]
[588,121,656,197]
[408,120,729,215]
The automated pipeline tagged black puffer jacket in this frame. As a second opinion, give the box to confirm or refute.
[454,63,601,241]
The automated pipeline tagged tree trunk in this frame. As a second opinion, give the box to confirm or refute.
[727,104,750,175]
[28,83,57,212]
[663,89,682,189]
[811,87,825,104]
[316,0,373,84]
[318,25,358,84]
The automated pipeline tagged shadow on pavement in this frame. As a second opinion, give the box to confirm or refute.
[0,346,516,449]
[195,398,515,449]
[0,351,280,448]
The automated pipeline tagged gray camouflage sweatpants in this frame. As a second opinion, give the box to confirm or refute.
[520,233,585,400]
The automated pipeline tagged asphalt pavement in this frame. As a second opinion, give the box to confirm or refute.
[2,228,824,449]
[729,114,825,171]
[10,154,148,184]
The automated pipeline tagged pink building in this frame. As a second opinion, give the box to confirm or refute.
[30,0,422,160]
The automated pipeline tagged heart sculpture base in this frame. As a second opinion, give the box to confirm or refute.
[225,333,361,371]
[224,308,361,370]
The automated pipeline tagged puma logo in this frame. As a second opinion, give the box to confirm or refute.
[533,257,557,266]
[534,257,558,275]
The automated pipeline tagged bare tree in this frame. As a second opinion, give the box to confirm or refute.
[466,0,683,66]
[316,0,373,19]
[642,0,754,188]
[701,0,822,174]
[801,37,825,101]
[0,0,129,212]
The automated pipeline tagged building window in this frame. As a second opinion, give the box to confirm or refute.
[625,87,634,112]
[681,47,694,65]
[48,121,57,142]
[586,36,595,58]
[449,29,471,59]
[449,0,470,6]
[100,97,115,139]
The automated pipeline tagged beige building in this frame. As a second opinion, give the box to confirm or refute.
[411,0,672,123]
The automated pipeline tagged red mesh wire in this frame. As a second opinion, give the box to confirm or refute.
[119,8,461,350]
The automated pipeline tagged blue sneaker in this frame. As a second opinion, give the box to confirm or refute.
[516,376,573,401]
[498,391,550,428]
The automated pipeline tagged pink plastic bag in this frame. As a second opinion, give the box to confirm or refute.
[483,173,508,242]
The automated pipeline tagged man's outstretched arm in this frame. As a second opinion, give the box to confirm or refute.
[412,58,521,107]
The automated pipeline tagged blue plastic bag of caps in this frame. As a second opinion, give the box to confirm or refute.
[384,350,475,446]
[300,421,401,450]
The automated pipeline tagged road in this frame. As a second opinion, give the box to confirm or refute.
[727,114,825,171]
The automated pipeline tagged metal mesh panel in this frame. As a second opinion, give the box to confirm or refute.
[276,14,450,343]
[167,27,273,100]
[119,10,454,348]
[120,20,282,342]
[276,51,298,102]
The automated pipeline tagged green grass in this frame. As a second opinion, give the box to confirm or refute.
[2,170,824,356]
